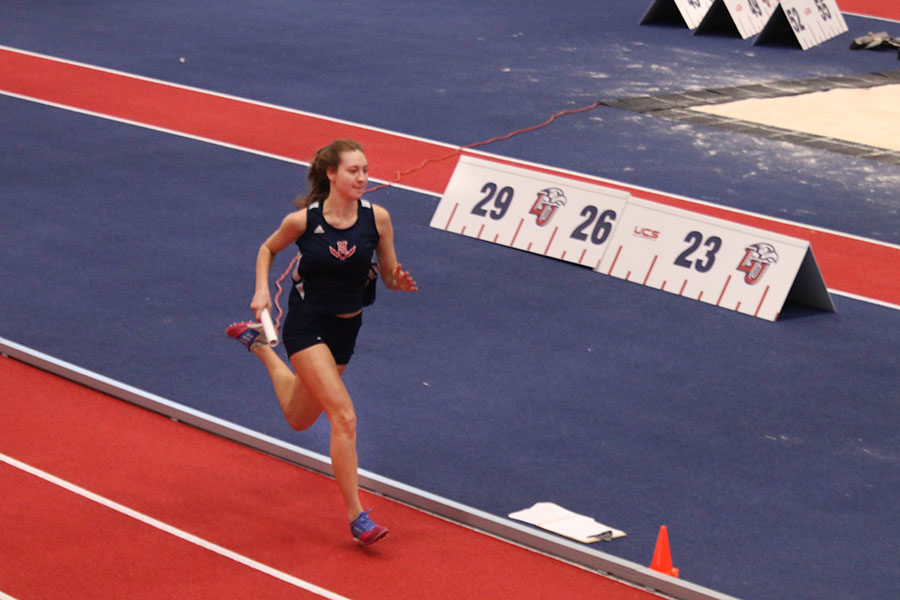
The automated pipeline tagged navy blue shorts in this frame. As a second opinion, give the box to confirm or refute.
[281,305,363,365]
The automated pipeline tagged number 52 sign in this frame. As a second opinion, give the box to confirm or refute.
[431,154,834,321]
[756,0,847,50]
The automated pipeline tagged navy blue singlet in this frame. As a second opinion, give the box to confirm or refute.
[290,199,380,314]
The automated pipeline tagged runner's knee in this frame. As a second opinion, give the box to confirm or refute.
[329,406,357,438]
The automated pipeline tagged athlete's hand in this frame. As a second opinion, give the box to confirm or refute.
[393,264,418,292]
[251,289,273,320]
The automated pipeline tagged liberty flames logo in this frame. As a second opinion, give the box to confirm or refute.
[529,187,567,226]
[329,241,357,261]
[737,242,778,284]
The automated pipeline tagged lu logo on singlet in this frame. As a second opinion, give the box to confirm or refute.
[329,241,357,261]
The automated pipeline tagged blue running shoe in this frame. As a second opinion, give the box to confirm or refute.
[350,509,388,545]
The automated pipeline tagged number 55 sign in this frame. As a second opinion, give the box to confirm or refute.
[755,0,847,50]
[432,154,834,322]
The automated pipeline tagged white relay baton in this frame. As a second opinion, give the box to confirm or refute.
[259,307,279,348]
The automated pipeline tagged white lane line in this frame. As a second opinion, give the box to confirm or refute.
[0,452,351,600]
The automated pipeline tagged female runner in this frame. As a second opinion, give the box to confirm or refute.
[227,139,417,545]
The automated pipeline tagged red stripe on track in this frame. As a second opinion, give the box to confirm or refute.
[1,46,897,306]
[0,465,320,600]
[840,0,900,20]
[0,356,658,600]
[0,47,459,195]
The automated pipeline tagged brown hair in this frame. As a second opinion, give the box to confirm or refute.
[294,139,365,209]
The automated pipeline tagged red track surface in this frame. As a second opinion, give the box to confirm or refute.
[0,356,660,600]
[840,0,900,20]
[0,46,897,308]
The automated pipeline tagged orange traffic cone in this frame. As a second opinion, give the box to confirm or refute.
[650,525,679,577]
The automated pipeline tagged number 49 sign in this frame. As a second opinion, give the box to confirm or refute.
[640,0,715,30]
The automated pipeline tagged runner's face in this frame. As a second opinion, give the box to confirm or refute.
[329,150,368,201]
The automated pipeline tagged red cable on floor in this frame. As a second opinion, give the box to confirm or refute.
[366,101,602,194]
[269,101,602,320]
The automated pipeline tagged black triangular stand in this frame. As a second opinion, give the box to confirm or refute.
[754,5,802,48]
[784,247,836,313]
[694,0,741,37]
[639,0,690,27]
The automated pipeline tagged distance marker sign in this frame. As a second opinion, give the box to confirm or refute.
[640,0,716,30]
[597,198,834,321]
[695,0,779,39]
[755,0,848,50]
[432,155,834,321]
[430,154,630,270]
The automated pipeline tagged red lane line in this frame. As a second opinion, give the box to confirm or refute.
[1,46,897,306]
